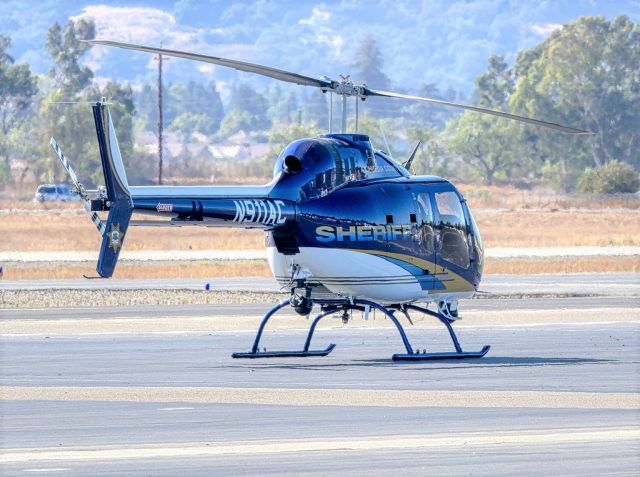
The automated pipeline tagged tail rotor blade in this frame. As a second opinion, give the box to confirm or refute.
[83,201,106,235]
[50,137,106,237]
[50,137,86,198]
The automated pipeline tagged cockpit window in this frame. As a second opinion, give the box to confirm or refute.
[416,193,435,255]
[372,152,409,177]
[435,191,470,268]
[466,205,484,276]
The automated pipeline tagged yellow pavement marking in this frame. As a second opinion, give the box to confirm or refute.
[1,427,638,463]
[1,387,638,410]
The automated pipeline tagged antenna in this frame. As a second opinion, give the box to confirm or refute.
[379,124,392,158]
[403,141,422,174]
[329,92,333,133]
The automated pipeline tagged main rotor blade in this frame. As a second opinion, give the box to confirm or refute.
[366,89,592,135]
[86,40,333,89]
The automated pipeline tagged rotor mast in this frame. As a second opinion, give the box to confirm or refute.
[322,75,366,134]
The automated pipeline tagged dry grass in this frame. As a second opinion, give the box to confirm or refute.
[2,256,638,280]
[1,211,264,252]
[1,260,271,280]
[475,210,640,247]
[458,185,640,210]
[484,256,640,274]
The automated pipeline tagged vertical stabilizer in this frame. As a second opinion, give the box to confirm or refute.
[92,101,133,278]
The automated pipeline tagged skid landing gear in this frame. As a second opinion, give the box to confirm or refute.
[231,298,490,361]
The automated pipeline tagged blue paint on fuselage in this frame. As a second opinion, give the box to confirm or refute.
[128,134,483,290]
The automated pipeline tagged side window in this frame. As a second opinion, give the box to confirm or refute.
[416,193,435,255]
[435,191,470,268]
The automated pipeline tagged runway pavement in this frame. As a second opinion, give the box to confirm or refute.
[1,276,639,475]
[3,272,640,296]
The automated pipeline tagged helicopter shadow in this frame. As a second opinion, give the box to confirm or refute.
[222,356,613,372]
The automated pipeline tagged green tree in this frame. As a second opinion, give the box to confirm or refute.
[0,34,38,185]
[41,19,101,186]
[266,84,299,125]
[440,54,522,184]
[404,125,437,174]
[406,83,459,129]
[444,113,519,185]
[216,83,270,137]
[167,80,224,134]
[576,160,639,193]
[476,55,514,109]
[303,89,329,129]
[45,19,95,97]
[170,113,215,137]
[350,36,392,119]
[229,83,268,118]
[511,15,639,173]
[100,82,134,147]
[350,36,391,90]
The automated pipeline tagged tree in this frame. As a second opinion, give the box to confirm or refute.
[170,113,211,137]
[303,89,329,129]
[40,19,102,186]
[0,34,38,186]
[511,15,640,172]
[350,36,392,119]
[440,54,522,185]
[216,83,270,137]
[476,55,514,109]
[45,19,95,98]
[350,36,391,90]
[444,113,520,185]
[406,83,459,129]
[576,160,639,193]
[94,81,135,167]
[266,84,299,125]
[168,81,224,137]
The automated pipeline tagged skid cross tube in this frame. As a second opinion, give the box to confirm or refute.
[390,304,490,361]
[249,298,290,354]
[353,299,414,355]
[231,299,336,359]
[303,306,340,352]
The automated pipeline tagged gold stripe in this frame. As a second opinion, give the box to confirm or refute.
[352,249,475,293]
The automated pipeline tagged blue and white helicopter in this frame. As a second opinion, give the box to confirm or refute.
[51,40,590,361]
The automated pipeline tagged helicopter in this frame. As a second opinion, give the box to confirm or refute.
[50,40,590,361]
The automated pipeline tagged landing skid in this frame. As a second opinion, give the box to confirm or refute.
[231,299,490,361]
[232,344,336,359]
[393,346,491,361]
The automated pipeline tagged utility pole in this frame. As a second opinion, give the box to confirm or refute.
[156,52,164,185]
[154,47,169,185]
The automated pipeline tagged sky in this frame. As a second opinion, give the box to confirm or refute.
[1,0,638,96]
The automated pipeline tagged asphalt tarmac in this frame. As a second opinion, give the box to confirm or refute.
[1,275,639,476]
[3,272,640,296]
